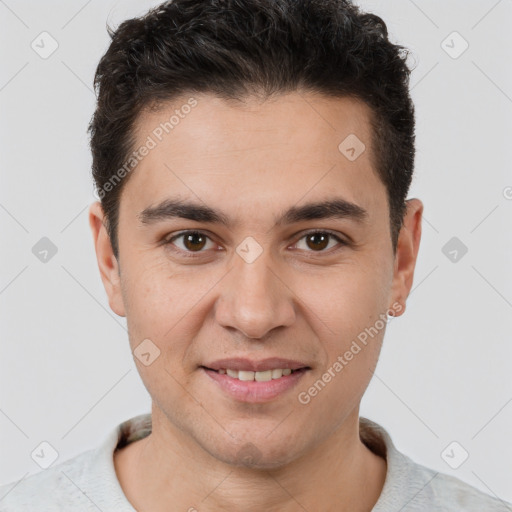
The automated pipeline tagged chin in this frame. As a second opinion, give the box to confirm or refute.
[209,437,303,470]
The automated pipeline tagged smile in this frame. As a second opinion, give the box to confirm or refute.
[201,366,310,402]
[215,368,298,381]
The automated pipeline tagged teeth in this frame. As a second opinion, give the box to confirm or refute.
[238,370,255,381]
[271,368,282,379]
[255,370,272,382]
[220,368,296,381]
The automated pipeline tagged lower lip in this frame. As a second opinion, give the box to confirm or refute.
[201,367,309,403]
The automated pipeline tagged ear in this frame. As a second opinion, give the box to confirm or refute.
[389,198,423,317]
[88,201,126,317]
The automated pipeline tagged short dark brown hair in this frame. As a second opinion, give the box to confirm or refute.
[89,0,416,259]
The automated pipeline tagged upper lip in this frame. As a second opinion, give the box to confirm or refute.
[202,357,311,372]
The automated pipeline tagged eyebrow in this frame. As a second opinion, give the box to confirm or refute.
[138,197,368,228]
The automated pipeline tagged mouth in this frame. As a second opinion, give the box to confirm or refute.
[200,366,309,382]
[199,359,312,403]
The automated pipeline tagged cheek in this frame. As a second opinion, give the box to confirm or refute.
[296,265,389,404]
[121,255,188,327]
[119,258,175,357]
[297,310,386,431]
[120,259,223,365]
[119,265,201,410]
[304,259,390,338]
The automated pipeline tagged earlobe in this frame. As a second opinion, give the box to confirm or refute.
[88,201,126,317]
[389,198,423,317]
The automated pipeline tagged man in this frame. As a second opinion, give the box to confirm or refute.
[0,0,509,510]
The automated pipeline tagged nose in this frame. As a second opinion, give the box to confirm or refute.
[214,247,296,340]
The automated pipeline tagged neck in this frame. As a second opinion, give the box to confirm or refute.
[114,405,387,512]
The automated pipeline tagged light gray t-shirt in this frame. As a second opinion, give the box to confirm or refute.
[0,414,509,511]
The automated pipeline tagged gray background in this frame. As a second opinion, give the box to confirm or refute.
[1,0,511,504]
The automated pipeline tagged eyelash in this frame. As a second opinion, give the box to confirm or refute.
[164,230,347,258]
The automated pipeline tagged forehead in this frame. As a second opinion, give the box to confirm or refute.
[122,92,385,222]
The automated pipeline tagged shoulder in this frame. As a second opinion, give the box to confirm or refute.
[360,417,511,512]
[428,470,509,511]
[0,448,97,511]
[0,415,150,511]
[395,456,509,511]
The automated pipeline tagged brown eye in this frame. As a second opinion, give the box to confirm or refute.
[167,231,215,254]
[183,232,207,251]
[295,231,345,253]
[305,232,329,251]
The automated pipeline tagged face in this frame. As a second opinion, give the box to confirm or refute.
[90,92,422,468]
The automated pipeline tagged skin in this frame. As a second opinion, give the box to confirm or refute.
[89,91,423,512]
